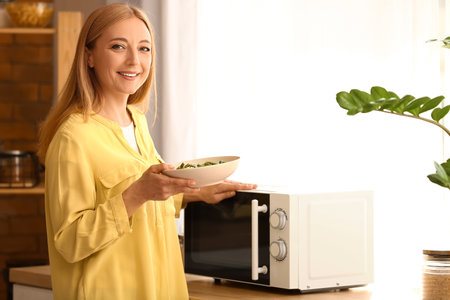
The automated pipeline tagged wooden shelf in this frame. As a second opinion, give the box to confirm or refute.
[0,27,56,34]
[0,183,44,195]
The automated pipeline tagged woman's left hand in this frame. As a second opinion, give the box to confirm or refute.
[183,180,257,205]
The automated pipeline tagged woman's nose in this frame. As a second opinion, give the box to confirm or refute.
[127,48,139,65]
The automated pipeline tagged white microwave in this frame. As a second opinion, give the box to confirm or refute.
[184,189,374,292]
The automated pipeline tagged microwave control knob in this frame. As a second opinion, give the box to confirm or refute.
[270,240,287,261]
[270,210,287,229]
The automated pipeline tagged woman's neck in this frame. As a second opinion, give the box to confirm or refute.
[98,96,132,127]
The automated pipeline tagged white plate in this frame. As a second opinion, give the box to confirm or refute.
[162,156,240,187]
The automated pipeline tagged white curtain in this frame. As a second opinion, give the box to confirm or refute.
[142,0,198,164]
[141,0,198,236]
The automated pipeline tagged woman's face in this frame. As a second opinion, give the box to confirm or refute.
[87,17,152,101]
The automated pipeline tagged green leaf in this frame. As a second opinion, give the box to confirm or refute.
[405,97,430,116]
[349,89,371,107]
[427,174,447,187]
[419,96,445,114]
[428,161,450,188]
[439,159,450,175]
[336,92,359,112]
[370,86,389,100]
[347,109,360,116]
[379,99,399,110]
[435,161,449,181]
[392,95,415,114]
[431,105,450,122]
[386,91,399,99]
[362,103,378,113]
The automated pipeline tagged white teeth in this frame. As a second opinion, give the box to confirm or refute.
[119,72,138,77]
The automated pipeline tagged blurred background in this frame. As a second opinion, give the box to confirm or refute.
[1,0,450,297]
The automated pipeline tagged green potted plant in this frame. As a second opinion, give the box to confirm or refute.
[336,86,450,189]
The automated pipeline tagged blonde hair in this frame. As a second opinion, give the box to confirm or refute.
[38,3,157,162]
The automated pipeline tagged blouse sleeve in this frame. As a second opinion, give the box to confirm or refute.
[173,193,187,218]
[45,131,132,264]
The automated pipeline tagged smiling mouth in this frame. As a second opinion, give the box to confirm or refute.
[118,72,139,78]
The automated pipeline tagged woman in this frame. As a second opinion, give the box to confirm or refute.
[39,4,256,299]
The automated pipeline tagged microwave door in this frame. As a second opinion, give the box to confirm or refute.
[184,192,270,285]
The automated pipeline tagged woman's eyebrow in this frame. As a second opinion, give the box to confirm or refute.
[109,37,150,44]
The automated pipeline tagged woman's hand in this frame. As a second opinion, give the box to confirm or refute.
[122,163,200,216]
[183,180,257,205]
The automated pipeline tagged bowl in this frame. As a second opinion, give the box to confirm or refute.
[6,2,54,28]
[162,156,240,187]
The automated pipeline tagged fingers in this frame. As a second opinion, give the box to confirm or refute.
[165,175,198,189]
[215,181,257,193]
[153,178,200,200]
[169,179,200,194]
[213,190,237,203]
[172,183,202,198]
[148,163,175,174]
[201,181,257,204]
[223,179,257,189]
[140,164,200,199]
[148,163,200,187]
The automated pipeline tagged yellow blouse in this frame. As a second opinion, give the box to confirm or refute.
[44,106,188,300]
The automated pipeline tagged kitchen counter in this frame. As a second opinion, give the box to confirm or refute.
[9,265,422,299]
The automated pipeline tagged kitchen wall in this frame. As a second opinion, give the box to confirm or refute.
[0,2,95,300]
[0,193,47,300]
[0,33,53,151]
[54,0,104,19]
[0,2,54,299]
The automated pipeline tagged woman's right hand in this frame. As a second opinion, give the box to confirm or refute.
[122,163,200,216]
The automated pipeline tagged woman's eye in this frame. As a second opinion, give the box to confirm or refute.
[112,44,125,50]
[140,46,151,52]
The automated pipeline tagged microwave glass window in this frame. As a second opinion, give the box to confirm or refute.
[184,192,270,284]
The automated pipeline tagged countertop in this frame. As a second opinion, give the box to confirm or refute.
[9,265,422,299]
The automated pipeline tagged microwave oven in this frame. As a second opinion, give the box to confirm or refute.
[184,189,373,292]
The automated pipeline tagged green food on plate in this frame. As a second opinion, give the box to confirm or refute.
[177,160,225,169]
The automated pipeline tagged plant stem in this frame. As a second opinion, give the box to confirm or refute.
[379,110,450,137]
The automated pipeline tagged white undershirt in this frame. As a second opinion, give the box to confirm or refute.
[120,122,140,154]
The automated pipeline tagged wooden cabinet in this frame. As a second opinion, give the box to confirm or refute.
[56,12,83,94]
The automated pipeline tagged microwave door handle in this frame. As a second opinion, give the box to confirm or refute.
[251,199,268,281]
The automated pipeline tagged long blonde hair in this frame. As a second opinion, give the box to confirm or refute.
[38,3,157,162]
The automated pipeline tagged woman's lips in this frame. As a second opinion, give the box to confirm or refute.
[118,72,139,79]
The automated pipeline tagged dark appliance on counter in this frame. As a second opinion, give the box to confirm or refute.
[184,189,373,293]
[0,150,40,188]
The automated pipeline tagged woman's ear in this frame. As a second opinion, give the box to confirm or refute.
[86,47,94,68]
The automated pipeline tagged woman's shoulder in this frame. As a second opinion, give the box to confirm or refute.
[55,113,109,145]
[46,114,95,160]
[57,113,93,136]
